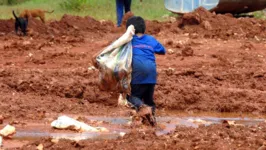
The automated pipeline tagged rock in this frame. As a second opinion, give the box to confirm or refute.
[168,49,174,55]
[51,138,59,144]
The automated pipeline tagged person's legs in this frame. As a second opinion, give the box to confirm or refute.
[116,0,124,27]
[142,84,156,126]
[124,0,132,13]
[127,84,155,126]
[127,84,145,110]
[142,84,156,114]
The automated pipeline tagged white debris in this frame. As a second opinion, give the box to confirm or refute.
[255,36,260,41]
[168,49,174,54]
[187,118,212,125]
[88,66,96,71]
[0,136,2,147]
[36,144,43,150]
[119,132,126,137]
[118,93,128,106]
[51,138,59,144]
[0,124,16,137]
[223,120,244,127]
[51,116,108,132]
[28,53,33,57]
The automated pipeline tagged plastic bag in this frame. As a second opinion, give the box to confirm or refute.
[0,124,16,138]
[51,116,108,132]
[93,25,135,93]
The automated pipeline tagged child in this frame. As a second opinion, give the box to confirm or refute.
[126,16,166,126]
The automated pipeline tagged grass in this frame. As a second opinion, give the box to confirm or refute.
[0,0,171,22]
[253,11,266,20]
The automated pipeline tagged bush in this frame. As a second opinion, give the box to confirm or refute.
[0,0,28,5]
[60,0,89,11]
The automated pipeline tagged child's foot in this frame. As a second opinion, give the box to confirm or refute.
[138,105,156,127]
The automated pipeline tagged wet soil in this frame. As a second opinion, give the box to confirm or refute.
[22,123,266,150]
[0,7,266,149]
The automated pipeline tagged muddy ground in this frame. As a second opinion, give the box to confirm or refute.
[0,7,266,149]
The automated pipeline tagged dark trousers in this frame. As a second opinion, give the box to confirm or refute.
[127,84,156,113]
[116,0,132,27]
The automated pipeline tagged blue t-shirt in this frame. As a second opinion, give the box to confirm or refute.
[131,34,166,84]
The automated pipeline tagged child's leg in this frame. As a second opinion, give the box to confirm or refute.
[116,0,124,27]
[142,84,156,114]
[127,84,145,110]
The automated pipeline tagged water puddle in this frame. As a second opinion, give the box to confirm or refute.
[15,131,122,141]
[2,115,265,148]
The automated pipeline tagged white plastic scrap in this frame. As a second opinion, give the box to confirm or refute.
[187,118,212,125]
[51,116,108,132]
[88,66,96,71]
[0,124,16,137]
[119,132,126,137]
[0,136,2,147]
[118,93,128,106]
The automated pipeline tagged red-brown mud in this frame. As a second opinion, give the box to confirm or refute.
[0,7,266,149]
[22,123,266,150]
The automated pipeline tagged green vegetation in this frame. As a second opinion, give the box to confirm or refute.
[60,0,89,12]
[1,0,264,22]
[0,0,171,22]
[0,0,29,5]
[253,11,266,20]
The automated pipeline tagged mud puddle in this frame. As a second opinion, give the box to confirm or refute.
[2,115,265,149]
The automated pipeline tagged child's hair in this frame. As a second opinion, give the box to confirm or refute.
[126,16,146,34]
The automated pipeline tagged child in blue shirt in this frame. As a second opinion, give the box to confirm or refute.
[126,16,166,126]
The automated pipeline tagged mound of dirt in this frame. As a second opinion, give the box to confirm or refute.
[28,19,50,34]
[0,19,14,33]
[121,11,134,27]
[179,7,266,39]
[0,14,115,38]
[0,18,49,35]
[49,14,114,34]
